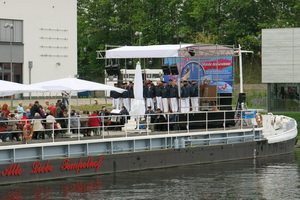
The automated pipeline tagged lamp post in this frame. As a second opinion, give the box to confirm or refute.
[135,31,142,46]
[135,31,142,62]
[4,23,14,106]
[4,23,13,82]
[29,61,33,99]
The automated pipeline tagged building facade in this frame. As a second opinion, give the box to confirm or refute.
[262,28,300,112]
[0,0,77,87]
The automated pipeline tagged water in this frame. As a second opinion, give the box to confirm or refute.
[1,149,300,200]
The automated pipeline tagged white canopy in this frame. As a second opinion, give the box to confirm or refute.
[31,77,125,94]
[105,44,235,59]
[31,77,125,135]
[0,80,46,97]
[106,44,193,58]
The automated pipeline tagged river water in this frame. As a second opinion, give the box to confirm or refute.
[1,148,300,200]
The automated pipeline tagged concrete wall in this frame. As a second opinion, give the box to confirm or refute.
[262,28,300,83]
[0,0,77,84]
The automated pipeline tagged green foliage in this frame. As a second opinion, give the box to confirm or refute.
[77,0,300,82]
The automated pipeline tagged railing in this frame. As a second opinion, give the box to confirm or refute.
[0,110,258,145]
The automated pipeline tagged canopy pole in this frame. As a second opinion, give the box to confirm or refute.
[238,44,243,93]
[68,92,71,134]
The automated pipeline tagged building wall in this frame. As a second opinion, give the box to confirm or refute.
[262,28,300,83]
[0,0,77,84]
[262,28,300,112]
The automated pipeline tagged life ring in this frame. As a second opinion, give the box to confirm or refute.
[256,113,263,127]
[22,124,34,140]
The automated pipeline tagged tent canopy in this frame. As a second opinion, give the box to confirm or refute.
[31,77,125,94]
[30,77,125,134]
[0,80,46,97]
[105,44,235,59]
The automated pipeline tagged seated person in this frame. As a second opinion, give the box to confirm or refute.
[45,110,58,137]
[100,106,112,126]
[0,112,9,142]
[120,106,130,125]
[7,113,20,141]
[100,106,110,116]
[20,112,30,125]
[32,113,45,139]
[70,110,80,134]
[80,110,89,136]
[145,106,156,123]
[168,113,177,131]
[45,110,56,128]
[88,111,101,136]
[154,108,166,131]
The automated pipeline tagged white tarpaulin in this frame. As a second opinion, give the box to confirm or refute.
[0,80,46,96]
[129,61,145,117]
[105,44,234,59]
[31,77,125,134]
[106,44,193,58]
[31,77,125,94]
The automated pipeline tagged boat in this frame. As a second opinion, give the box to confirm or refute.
[0,44,297,185]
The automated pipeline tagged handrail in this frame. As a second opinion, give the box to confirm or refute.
[0,110,258,144]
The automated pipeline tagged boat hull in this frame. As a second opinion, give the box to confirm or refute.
[0,136,297,185]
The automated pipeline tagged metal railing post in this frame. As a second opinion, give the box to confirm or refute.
[224,111,226,131]
[206,111,208,132]
[167,113,170,134]
[52,121,55,143]
[102,117,105,139]
[146,114,149,136]
[77,117,80,141]
[187,113,189,133]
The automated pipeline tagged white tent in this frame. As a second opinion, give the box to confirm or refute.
[31,77,125,134]
[105,44,235,59]
[0,80,46,97]
[30,77,125,94]
[106,44,193,58]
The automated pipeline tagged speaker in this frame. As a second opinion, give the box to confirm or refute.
[219,93,232,110]
[238,93,246,103]
[169,64,179,75]
[112,64,120,75]
[162,64,170,75]
[105,65,113,76]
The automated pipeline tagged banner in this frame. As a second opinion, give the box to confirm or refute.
[164,56,233,93]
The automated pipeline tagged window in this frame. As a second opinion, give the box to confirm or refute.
[0,19,23,43]
[0,63,22,83]
[269,83,300,112]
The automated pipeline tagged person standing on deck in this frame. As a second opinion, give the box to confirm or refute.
[169,79,178,112]
[128,81,134,112]
[122,82,130,112]
[30,101,40,117]
[110,83,121,110]
[161,81,170,112]
[180,80,190,113]
[62,91,69,105]
[190,80,199,111]
[144,82,155,110]
[155,81,163,111]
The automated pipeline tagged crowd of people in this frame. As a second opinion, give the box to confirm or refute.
[110,79,200,113]
[0,100,132,142]
[0,79,204,142]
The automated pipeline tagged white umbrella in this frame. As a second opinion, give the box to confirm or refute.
[30,77,125,94]
[130,61,145,117]
[0,80,46,96]
[31,77,125,134]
